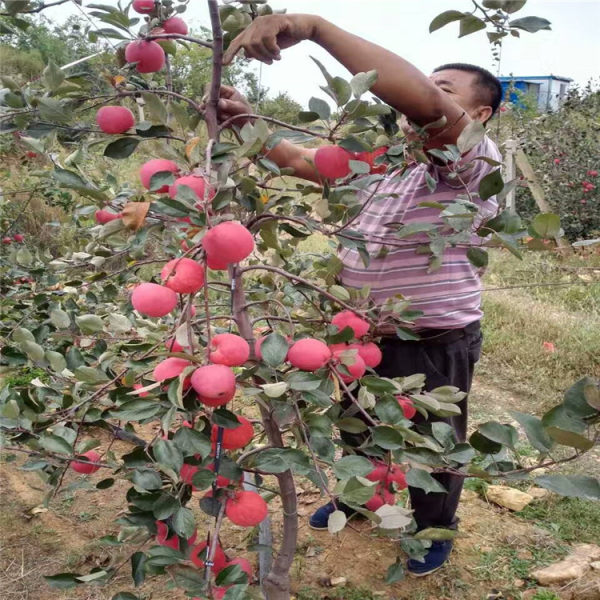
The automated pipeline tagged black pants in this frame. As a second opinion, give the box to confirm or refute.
[341,320,482,531]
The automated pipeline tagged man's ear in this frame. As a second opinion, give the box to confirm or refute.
[473,105,493,123]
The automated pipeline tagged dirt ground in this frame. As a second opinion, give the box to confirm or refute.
[0,377,596,600]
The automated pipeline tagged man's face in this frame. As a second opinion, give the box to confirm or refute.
[400,69,488,136]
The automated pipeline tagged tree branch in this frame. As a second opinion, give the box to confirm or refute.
[144,33,213,49]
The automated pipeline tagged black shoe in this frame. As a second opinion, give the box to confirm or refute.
[308,501,357,530]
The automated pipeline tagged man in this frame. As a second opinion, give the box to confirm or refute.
[217,13,502,576]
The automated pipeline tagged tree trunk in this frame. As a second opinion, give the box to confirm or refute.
[231,266,297,600]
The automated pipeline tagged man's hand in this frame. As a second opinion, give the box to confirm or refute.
[211,85,254,129]
[223,14,319,65]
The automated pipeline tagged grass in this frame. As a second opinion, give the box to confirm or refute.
[297,585,378,600]
[480,250,600,408]
[516,497,600,543]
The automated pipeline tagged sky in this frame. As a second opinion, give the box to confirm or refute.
[47,0,599,107]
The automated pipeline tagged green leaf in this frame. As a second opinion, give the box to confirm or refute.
[131,468,162,491]
[46,350,66,372]
[212,408,242,429]
[109,399,160,421]
[50,308,71,329]
[338,476,376,505]
[478,169,504,200]
[373,426,404,450]
[97,478,115,490]
[429,10,465,33]
[216,564,248,586]
[466,247,488,268]
[153,439,183,472]
[336,417,368,434]
[509,411,553,453]
[477,421,518,449]
[191,469,215,490]
[260,333,289,367]
[374,396,406,425]
[42,60,65,92]
[456,121,485,154]
[327,509,347,533]
[483,0,527,13]
[350,70,378,98]
[414,528,458,541]
[330,76,352,105]
[564,377,599,418]
[333,455,373,480]
[531,213,560,238]
[75,314,104,334]
[534,474,600,500]
[149,170,175,192]
[405,468,447,494]
[252,448,308,474]
[297,111,319,123]
[141,92,168,123]
[348,159,370,175]
[459,15,486,37]
[308,97,331,120]
[21,340,45,362]
[172,506,195,538]
[169,565,206,595]
[509,16,552,33]
[131,552,146,587]
[40,434,73,455]
[545,427,593,451]
[152,494,179,520]
[104,137,140,159]
[173,427,211,458]
[44,573,81,589]
[286,372,324,391]
[469,430,502,454]
[12,327,35,344]
[385,560,405,583]
[74,366,110,384]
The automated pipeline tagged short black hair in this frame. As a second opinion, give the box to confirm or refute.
[433,63,502,117]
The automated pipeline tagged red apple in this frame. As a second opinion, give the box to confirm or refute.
[162,16,188,35]
[139,158,179,192]
[96,105,135,134]
[314,145,353,179]
[125,40,165,73]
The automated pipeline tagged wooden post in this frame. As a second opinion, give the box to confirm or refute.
[515,149,572,253]
[503,139,517,213]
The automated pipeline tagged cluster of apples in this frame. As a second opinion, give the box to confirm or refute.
[2,233,24,245]
[126,0,190,73]
[364,460,408,511]
[155,519,254,595]
[314,144,388,180]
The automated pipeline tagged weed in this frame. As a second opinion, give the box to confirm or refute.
[517,497,600,543]
[297,585,377,600]
[530,591,561,600]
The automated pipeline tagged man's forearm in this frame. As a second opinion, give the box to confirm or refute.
[307,16,468,140]
[264,139,319,183]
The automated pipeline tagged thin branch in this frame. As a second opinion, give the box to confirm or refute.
[0,0,69,15]
[144,33,213,49]
[240,264,373,320]
[218,113,329,138]
[205,0,223,141]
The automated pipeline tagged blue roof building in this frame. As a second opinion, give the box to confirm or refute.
[499,75,572,112]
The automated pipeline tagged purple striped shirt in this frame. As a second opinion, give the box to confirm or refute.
[339,136,502,329]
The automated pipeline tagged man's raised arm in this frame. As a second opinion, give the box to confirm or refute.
[223,14,471,147]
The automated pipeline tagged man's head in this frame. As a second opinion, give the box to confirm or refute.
[431,63,502,124]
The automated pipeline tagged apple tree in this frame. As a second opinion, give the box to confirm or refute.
[1,1,599,600]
